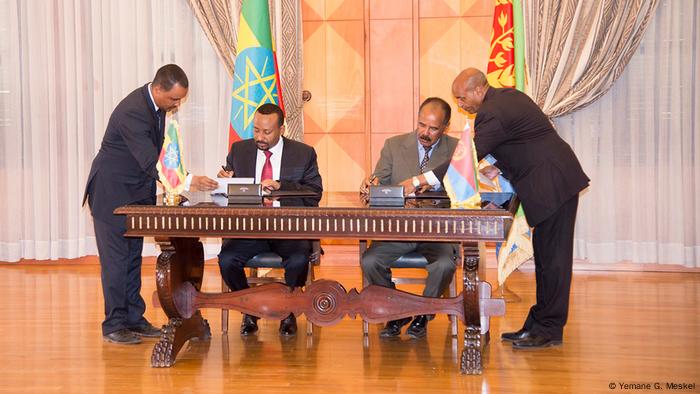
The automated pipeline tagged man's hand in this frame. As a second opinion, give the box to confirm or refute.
[479,165,501,180]
[261,179,281,193]
[190,175,218,191]
[417,184,433,193]
[359,175,379,196]
[217,169,234,178]
[398,178,415,196]
[398,174,428,196]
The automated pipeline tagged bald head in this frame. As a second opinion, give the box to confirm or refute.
[452,68,489,114]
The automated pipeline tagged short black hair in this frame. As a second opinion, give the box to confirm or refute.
[256,103,285,127]
[153,64,189,90]
[419,97,451,126]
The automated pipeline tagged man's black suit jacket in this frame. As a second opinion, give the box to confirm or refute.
[83,84,163,221]
[436,87,589,226]
[225,137,323,195]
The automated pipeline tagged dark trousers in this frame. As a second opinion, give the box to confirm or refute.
[523,195,579,340]
[93,215,149,335]
[218,239,311,291]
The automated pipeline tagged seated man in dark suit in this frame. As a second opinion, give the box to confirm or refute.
[359,97,459,339]
[217,103,323,337]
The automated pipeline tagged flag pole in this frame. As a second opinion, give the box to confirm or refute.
[498,0,526,303]
[487,0,529,303]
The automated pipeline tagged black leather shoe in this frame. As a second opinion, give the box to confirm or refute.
[379,317,412,338]
[130,323,161,338]
[240,314,259,336]
[501,328,531,342]
[279,313,297,337]
[406,315,429,339]
[103,329,141,345]
[512,335,562,349]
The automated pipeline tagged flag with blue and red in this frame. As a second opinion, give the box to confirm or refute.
[443,125,481,209]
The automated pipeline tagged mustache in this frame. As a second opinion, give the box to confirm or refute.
[419,135,432,142]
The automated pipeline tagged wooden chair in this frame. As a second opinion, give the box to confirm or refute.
[221,240,321,335]
[360,240,459,336]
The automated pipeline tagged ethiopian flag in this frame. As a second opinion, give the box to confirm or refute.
[157,119,188,194]
[485,0,533,285]
[228,0,284,146]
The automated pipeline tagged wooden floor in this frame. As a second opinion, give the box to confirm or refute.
[0,263,698,393]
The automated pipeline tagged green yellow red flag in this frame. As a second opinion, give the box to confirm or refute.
[228,0,284,147]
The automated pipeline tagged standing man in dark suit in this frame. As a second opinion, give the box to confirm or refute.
[359,97,459,339]
[410,68,590,349]
[217,103,323,337]
[84,64,218,345]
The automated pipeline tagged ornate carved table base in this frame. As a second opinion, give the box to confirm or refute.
[152,311,211,367]
[151,237,211,368]
[152,238,504,374]
[461,243,483,374]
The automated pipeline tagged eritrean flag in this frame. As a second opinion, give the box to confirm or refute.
[156,119,187,194]
[487,0,520,89]
[228,0,284,146]
[444,125,480,209]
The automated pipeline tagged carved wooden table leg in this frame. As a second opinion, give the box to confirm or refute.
[460,242,482,374]
[151,237,211,367]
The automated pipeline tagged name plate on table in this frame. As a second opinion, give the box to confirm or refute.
[227,184,262,205]
[369,185,404,207]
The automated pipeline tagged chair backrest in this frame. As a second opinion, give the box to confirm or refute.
[359,241,456,268]
[244,240,322,269]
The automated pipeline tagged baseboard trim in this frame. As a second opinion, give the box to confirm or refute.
[4,244,699,273]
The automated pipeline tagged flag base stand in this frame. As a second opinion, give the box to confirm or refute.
[496,282,521,303]
[163,192,182,206]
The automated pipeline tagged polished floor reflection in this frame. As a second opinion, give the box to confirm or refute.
[0,263,697,393]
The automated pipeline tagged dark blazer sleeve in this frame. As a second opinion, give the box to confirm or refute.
[432,160,450,181]
[226,140,257,178]
[473,111,510,162]
[279,146,323,194]
[118,108,161,179]
[224,143,237,175]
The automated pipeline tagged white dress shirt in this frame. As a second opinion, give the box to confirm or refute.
[418,137,442,191]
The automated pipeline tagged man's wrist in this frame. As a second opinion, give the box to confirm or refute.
[423,171,440,188]
[183,173,193,191]
[412,176,420,188]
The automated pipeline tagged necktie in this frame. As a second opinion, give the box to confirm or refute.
[419,145,432,173]
[261,150,274,207]
[261,150,273,181]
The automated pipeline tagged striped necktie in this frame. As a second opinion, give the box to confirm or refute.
[419,145,432,173]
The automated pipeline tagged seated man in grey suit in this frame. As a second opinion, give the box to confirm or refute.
[359,97,459,339]
[217,103,323,337]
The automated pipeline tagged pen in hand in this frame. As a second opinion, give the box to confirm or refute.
[218,165,234,178]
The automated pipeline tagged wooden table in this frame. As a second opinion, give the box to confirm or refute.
[114,192,517,374]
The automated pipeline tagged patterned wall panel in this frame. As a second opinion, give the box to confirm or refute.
[303,0,492,192]
[369,19,413,134]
